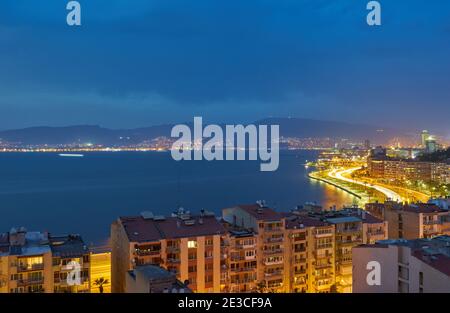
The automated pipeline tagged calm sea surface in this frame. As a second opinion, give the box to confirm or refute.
[0,151,356,244]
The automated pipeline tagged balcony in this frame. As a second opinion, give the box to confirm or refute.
[263,249,283,256]
[166,246,180,253]
[294,247,307,253]
[368,230,385,236]
[423,228,439,236]
[264,227,283,233]
[234,240,256,248]
[294,269,306,275]
[337,239,362,246]
[293,258,306,264]
[423,220,441,225]
[17,278,44,286]
[230,267,256,273]
[339,257,353,265]
[339,265,352,275]
[315,232,333,238]
[265,237,283,243]
[231,278,256,285]
[315,274,333,281]
[136,250,160,257]
[230,255,245,262]
[314,283,332,291]
[316,243,333,249]
[17,264,44,272]
[264,259,283,266]
[266,281,283,288]
[265,271,283,278]
[315,263,333,269]
[339,228,361,234]
[293,279,306,286]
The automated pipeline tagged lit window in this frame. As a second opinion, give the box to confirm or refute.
[188,240,197,248]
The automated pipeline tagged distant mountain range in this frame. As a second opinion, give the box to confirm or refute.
[0,118,407,146]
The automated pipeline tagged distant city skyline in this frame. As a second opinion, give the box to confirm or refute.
[1,0,450,135]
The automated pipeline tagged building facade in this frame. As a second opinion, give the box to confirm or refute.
[111,209,226,293]
[110,202,387,293]
[367,157,449,184]
[353,236,450,293]
[0,229,91,293]
[365,202,450,239]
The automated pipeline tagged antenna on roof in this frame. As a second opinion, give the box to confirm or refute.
[256,200,266,208]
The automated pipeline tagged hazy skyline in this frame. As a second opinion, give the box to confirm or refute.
[1,0,450,135]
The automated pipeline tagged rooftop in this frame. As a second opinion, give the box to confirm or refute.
[282,213,329,228]
[133,265,176,281]
[0,228,88,258]
[235,203,283,221]
[402,203,446,214]
[127,265,191,293]
[359,235,450,277]
[120,212,227,243]
[49,234,88,258]
[366,202,447,214]
[326,216,362,224]
[412,249,450,277]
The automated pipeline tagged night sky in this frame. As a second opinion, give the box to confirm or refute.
[1,0,449,134]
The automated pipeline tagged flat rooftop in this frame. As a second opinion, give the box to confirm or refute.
[1,229,88,258]
[358,236,450,277]
[49,234,88,258]
[133,265,176,281]
[235,204,283,221]
[120,214,227,243]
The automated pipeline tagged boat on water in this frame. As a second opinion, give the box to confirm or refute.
[58,153,84,157]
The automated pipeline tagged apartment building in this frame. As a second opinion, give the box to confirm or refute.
[0,228,90,293]
[360,211,388,244]
[222,203,385,293]
[365,202,450,239]
[294,207,387,293]
[367,157,449,184]
[325,216,361,293]
[111,202,386,293]
[353,236,450,293]
[111,208,227,293]
[284,213,336,293]
[49,234,90,293]
[221,227,257,293]
[222,204,339,293]
[222,202,286,293]
[367,158,385,178]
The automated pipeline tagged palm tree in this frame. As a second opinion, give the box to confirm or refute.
[94,277,109,293]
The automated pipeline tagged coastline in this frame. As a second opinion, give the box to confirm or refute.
[307,172,362,199]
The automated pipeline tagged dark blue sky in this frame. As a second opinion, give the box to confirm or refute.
[1,0,449,134]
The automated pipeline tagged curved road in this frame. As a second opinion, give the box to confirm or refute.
[328,167,403,202]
